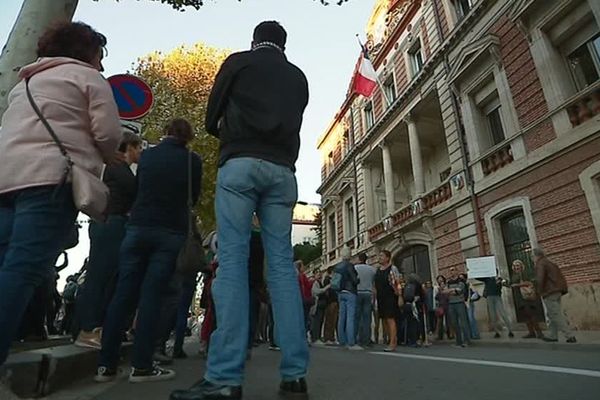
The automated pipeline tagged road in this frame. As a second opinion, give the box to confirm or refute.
[45,342,600,400]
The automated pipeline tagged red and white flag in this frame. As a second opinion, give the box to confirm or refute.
[352,45,377,98]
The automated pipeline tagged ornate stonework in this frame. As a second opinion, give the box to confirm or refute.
[365,0,415,60]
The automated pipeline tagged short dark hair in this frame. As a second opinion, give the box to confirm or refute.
[253,21,287,49]
[118,132,143,152]
[164,118,194,143]
[358,253,367,263]
[37,21,106,64]
[380,250,392,260]
[436,274,446,283]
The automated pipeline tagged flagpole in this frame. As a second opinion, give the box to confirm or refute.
[355,34,393,108]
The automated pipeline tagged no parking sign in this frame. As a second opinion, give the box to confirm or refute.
[108,74,154,120]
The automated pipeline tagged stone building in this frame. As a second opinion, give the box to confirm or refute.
[317,0,600,330]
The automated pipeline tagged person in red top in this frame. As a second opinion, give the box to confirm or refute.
[296,261,313,338]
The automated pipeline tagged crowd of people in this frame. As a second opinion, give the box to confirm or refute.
[300,249,577,352]
[0,17,578,400]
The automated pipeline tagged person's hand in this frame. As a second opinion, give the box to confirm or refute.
[105,151,126,165]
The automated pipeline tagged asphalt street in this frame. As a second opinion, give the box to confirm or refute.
[44,342,600,400]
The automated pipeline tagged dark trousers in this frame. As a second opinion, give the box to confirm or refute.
[99,226,184,370]
[402,303,419,346]
[248,287,260,349]
[310,306,326,342]
[174,277,196,353]
[0,185,77,365]
[448,302,471,346]
[156,273,183,349]
[356,292,373,346]
[77,215,127,332]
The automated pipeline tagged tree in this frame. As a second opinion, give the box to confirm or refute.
[0,0,350,117]
[293,240,322,266]
[133,43,228,231]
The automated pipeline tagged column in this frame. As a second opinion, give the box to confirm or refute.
[380,141,396,215]
[406,114,425,196]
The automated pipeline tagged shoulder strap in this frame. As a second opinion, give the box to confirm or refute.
[187,150,193,209]
[25,78,72,165]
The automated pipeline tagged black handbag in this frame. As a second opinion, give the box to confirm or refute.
[175,150,208,276]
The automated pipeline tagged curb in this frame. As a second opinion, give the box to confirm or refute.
[3,343,131,398]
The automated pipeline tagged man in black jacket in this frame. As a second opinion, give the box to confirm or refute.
[171,21,309,400]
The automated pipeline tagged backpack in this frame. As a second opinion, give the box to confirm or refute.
[403,282,416,303]
[330,271,344,292]
[63,281,79,304]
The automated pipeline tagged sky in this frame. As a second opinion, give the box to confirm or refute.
[0,0,375,288]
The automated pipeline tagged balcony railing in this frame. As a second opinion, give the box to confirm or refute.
[566,86,600,127]
[481,144,514,176]
[367,181,453,242]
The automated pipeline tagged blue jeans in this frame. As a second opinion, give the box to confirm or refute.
[356,291,372,346]
[448,302,471,346]
[0,185,77,365]
[77,215,128,332]
[467,302,480,339]
[206,158,308,386]
[338,291,357,347]
[99,226,185,370]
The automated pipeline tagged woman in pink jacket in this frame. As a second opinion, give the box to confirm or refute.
[0,22,121,368]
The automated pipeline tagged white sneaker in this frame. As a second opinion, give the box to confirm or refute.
[129,366,175,383]
[313,340,325,346]
[348,345,364,351]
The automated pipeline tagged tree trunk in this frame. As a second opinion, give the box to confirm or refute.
[0,0,79,118]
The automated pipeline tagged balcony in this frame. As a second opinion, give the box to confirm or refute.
[566,85,600,128]
[368,181,453,242]
[481,144,514,176]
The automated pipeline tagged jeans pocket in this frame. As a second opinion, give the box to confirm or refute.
[218,159,255,193]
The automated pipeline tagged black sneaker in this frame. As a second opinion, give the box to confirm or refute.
[129,366,175,383]
[153,351,173,365]
[508,331,514,338]
[280,377,308,398]
[94,366,119,383]
[494,333,501,339]
[173,349,188,359]
[170,379,242,400]
[566,337,577,343]
[542,337,558,343]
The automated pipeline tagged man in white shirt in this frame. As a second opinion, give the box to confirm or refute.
[354,253,376,347]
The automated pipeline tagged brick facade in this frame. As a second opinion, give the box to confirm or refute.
[434,211,465,273]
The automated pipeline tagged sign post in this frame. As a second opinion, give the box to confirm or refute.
[108,74,153,120]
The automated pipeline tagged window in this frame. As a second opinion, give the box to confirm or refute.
[473,79,507,151]
[567,34,600,91]
[439,167,451,182]
[364,102,375,129]
[382,74,396,105]
[484,102,506,146]
[327,151,334,174]
[453,0,473,21]
[327,213,337,249]
[408,41,424,77]
[344,198,356,239]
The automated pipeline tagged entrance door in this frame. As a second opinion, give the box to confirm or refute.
[499,211,544,322]
[394,245,432,283]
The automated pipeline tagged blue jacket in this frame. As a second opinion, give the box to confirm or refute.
[335,260,359,294]
[128,137,202,233]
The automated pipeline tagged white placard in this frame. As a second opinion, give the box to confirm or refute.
[466,256,497,279]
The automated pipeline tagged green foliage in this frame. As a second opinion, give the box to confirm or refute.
[95,0,350,10]
[133,43,229,231]
[294,240,322,265]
